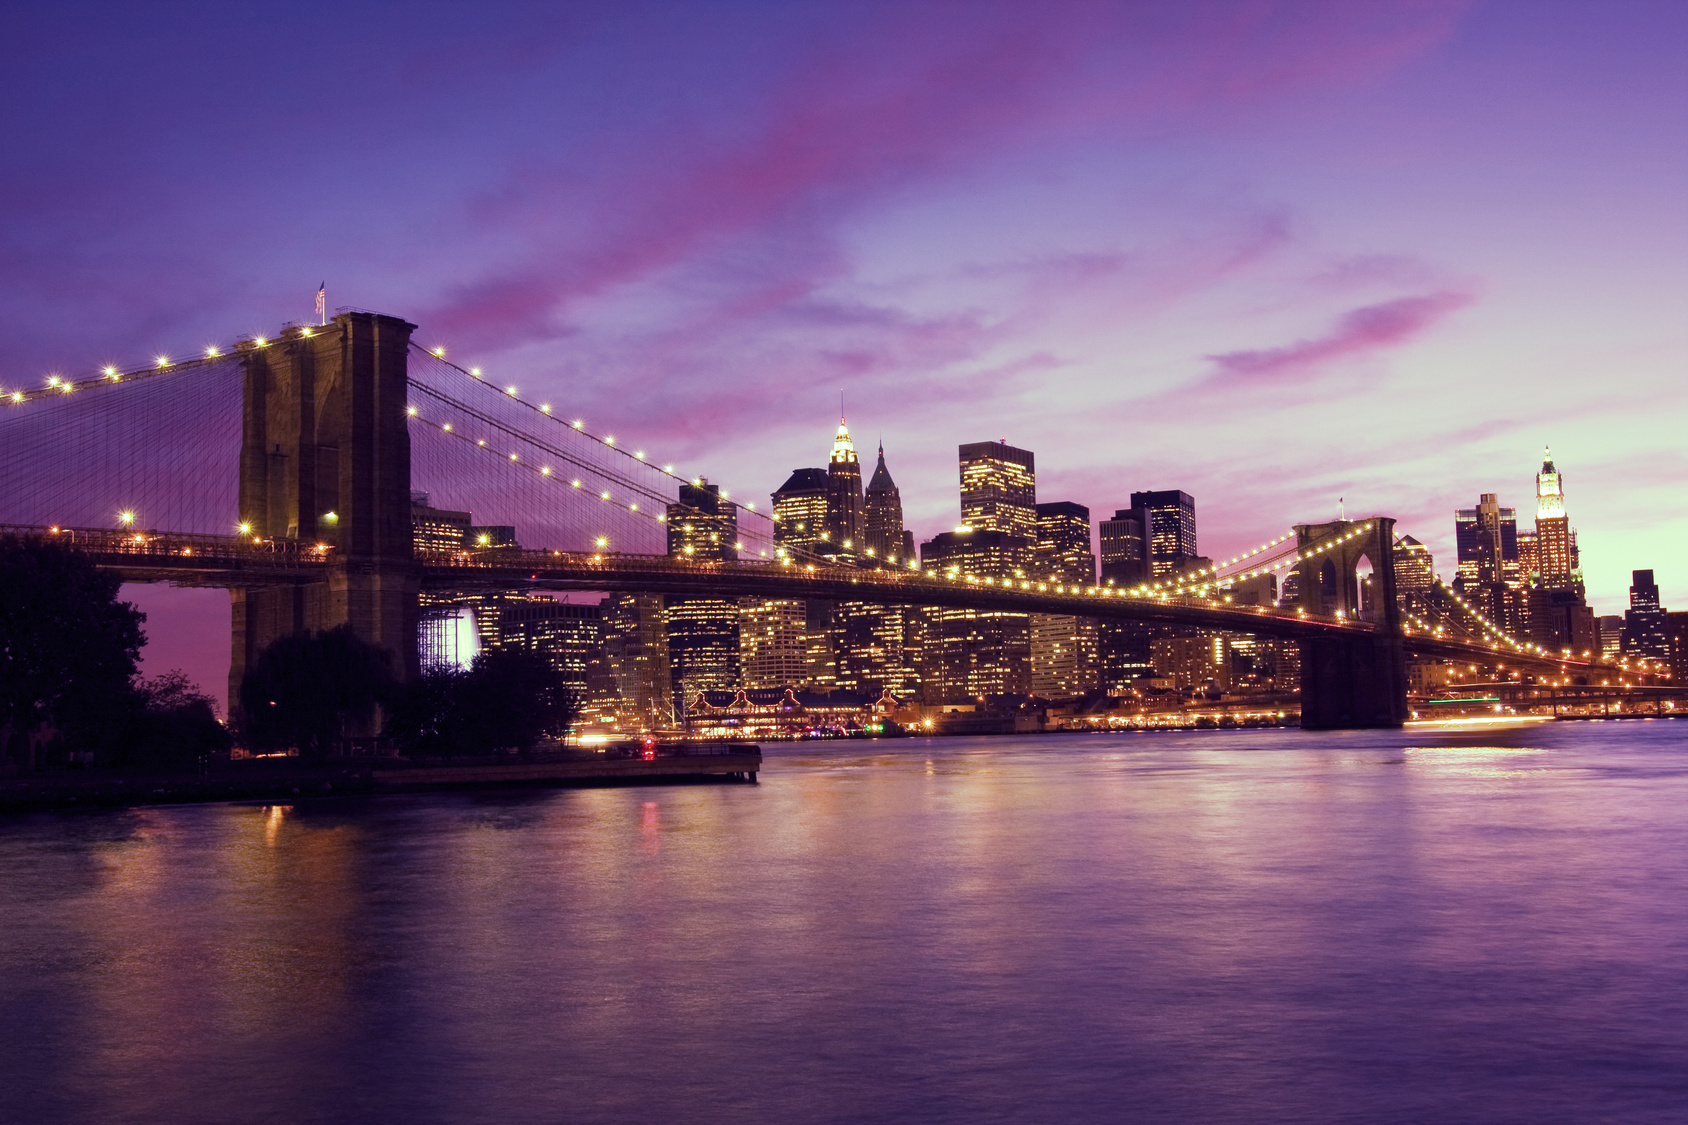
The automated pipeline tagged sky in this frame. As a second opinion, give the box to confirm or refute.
[2,0,1684,700]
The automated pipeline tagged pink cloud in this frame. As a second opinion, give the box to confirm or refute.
[1205,290,1474,382]
[422,2,1470,351]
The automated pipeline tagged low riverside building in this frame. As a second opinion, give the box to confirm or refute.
[683,686,904,738]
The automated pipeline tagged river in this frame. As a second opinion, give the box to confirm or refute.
[3,721,1686,1124]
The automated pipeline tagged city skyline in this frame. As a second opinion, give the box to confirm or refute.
[2,0,1682,690]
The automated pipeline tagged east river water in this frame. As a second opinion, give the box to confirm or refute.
[3,722,1687,1124]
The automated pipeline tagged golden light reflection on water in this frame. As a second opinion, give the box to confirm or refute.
[1402,745,1550,779]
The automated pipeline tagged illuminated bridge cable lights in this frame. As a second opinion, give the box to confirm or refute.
[407,343,782,536]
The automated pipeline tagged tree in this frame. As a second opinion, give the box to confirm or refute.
[116,670,233,770]
[385,647,579,757]
[238,624,394,759]
[0,535,146,761]
[384,664,467,759]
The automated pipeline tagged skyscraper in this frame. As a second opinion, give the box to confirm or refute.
[667,479,738,561]
[1623,569,1670,659]
[1033,501,1096,585]
[1129,490,1197,577]
[602,592,672,730]
[920,527,1032,702]
[959,440,1037,547]
[665,480,740,706]
[738,597,809,687]
[772,467,829,558]
[863,441,913,563]
[1454,493,1527,633]
[825,417,865,551]
[1393,536,1435,618]
[1535,449,1574,588]
[1029,502,1098,700]
[1098,509,1148,585]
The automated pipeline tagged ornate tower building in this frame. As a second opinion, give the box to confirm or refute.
[863,441,913,564]
[1534,448,1573,588]
[824,417,865,553]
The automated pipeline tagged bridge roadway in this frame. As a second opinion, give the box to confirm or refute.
[4,526,1622,679]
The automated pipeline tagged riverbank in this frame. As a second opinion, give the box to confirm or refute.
[0,745,762,814]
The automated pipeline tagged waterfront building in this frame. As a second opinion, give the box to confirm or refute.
[1623,569,1670,660]
[959,440,1038,550]
[497,598,607,700]
[665,479,740,707]
[825,417,865,552]
[1030,613,1098,699]
[1666,612,1688,683]
[601,592,673,730]
[920,528,1031,702]
[1129,490,1197,577]
[1028,501,1097,699]
[738,598,809,688]
[835,602,923,698]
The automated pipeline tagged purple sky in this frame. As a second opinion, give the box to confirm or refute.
[3,1,1684,703]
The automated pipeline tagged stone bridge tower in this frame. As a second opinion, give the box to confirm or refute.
[229,312,419,717]
[1292,517,1408,730]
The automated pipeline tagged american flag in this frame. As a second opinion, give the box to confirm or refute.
[315,283,325,322]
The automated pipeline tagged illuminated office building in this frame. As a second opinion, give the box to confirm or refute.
[1624,570,1670,660]
[1098,509,1148,585]
[959,440,1037,551]
[602,593,673,729]
[1534,449,1575,588]
[665,480,739,706]
[1393,536,1435,618]
[1033,502,1096,585]
[772,468,829,557]
[1454,493,1527,634]
[921,528,1031,702]
[1129,490,1197,577]
[739,598,809,688]
[825,417,865,552]
[1028,502,1097,699]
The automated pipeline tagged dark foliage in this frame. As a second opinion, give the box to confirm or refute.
[115,671,233,770]
[238,624,394,759]
[0,535,146,756]
[387,647,578,757]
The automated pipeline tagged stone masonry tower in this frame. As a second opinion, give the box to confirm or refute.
[229,312,419,715]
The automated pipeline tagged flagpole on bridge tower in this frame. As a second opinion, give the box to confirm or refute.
[316,283,326,327]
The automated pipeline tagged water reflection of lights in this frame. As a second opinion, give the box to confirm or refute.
[263,803,293,847]
[1402,745,1548,779]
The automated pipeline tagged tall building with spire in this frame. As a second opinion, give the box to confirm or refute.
[1534,448,1574,588]
[825,416,865,552]
[863,441,913,564]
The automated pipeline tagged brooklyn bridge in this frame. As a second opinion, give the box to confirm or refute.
[0,311,1640,731]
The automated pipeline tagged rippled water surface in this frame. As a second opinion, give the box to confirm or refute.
[4,722,1688,1124]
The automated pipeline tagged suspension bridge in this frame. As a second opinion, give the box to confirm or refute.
[0,311,1642,731]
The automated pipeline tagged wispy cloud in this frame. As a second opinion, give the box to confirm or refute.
[1204,290,1474,383]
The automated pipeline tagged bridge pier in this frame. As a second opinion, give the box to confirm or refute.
[1292,518,1407,730]
[229,313,419,726]
[1298,635,1408,730]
